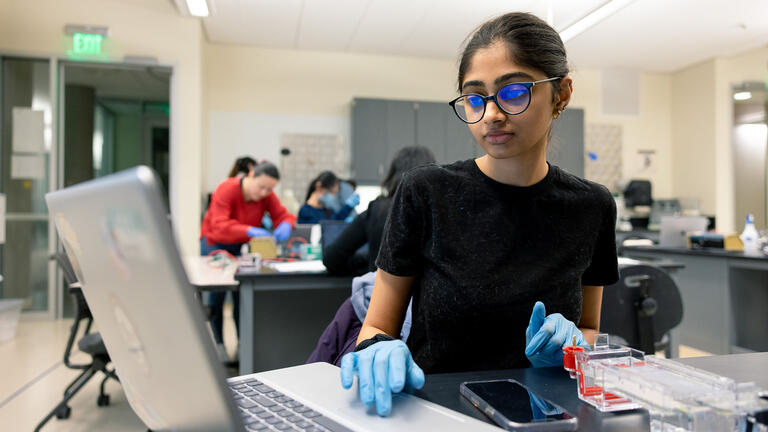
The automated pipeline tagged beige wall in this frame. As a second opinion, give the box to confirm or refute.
[569,69,673,197]
[671,59,718,216]
[0,0,204,256]
[203,43,675,199]
[670,46,768,232]
[204,43,457,115]
[203,43,459,189]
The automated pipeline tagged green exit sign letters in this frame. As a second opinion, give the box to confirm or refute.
[72,33,102,55]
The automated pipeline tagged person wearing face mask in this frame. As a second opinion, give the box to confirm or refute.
[200,161,297,360]
[297,171,360,224]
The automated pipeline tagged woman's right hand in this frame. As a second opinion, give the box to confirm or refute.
[246,226,270,238]
[339,339,425,416]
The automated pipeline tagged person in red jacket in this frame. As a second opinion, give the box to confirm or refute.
[200,161,297,360]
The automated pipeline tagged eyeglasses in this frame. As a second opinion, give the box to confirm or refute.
[448,77,562,124]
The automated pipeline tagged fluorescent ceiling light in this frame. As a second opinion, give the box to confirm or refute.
[734,91,752,101]
[559,0,637,43]
[186,0,209,17]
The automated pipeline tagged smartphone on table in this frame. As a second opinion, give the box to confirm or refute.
[460,379,578,431]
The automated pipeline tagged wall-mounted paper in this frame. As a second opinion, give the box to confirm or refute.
[12,107,45,153]
[11,154,45,179]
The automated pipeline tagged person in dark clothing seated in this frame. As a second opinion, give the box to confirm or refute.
[322,146,437,275]
[297,171,360,223]
[339,12,619,417]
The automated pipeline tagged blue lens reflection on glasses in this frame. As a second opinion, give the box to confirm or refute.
[498,84,529,104]
[467,95,484,108]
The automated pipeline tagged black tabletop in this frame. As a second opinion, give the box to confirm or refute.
[415,353,768,431]
[415,367,649,431]
[622,245,768,261]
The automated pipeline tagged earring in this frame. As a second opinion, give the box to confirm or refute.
[553,105,566,119]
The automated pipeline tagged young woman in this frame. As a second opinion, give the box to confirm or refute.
[200,162,296,358]
[339,12,618,416]
[297,171,360,224]
[322,146,436,275]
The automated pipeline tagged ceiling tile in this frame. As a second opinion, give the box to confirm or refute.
[204,0,305,48]
[201,0,768,72]
[346,0,438,53]
[296,0,371,51]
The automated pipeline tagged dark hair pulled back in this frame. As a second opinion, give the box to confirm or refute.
[228,156,257,178]
[305,171,339,202]
[381,146,436,197]
[457,12,569,98]
[252,161,280,180]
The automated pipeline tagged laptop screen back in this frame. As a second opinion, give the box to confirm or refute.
[45,167,243,432]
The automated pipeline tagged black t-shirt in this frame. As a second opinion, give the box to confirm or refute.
[375,159,619,374]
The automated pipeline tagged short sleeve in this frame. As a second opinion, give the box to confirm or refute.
[375,171,426,276]
[581,191,619,286]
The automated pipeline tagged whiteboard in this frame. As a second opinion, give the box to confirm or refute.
[206,112,350,194]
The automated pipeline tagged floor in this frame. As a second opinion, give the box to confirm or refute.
[0,304,239,432]
[0,304,712,431]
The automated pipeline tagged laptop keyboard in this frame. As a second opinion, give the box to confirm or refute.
[230,378,353,432]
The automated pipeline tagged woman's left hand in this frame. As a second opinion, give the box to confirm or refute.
[524,301,586,367]
[273,221,292,242]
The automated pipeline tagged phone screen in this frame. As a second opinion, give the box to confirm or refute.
[462,380,573,424]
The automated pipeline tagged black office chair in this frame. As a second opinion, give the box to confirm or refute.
[35,252,119,432]
[600,264,683,357]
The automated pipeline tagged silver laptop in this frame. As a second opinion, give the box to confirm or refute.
[45,166,498,432]
[659,215,708,248]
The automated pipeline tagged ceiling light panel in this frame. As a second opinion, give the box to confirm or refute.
[186,0,210,17]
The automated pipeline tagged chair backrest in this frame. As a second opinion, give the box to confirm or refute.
[624,179,652,207]
[53,251,92,321]
[600,264,683,353]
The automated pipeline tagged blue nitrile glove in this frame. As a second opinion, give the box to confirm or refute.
[528,391,563,420]
[340,339,425,417]
[246,227,270,238]
[273,221,292,242]
[525,301,586,368]
[345,193,360,208]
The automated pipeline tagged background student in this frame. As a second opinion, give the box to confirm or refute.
[298,171,360,224]
[228,156,257,178]
[200,161,296,360]
[339,12,618,416]
[323,146,437,275]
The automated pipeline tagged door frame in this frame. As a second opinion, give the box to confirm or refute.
[0,51,174,319]
[56,60,173,319]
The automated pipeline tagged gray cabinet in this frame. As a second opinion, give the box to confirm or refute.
[549,108,585,178]
[352,98,584,183]
[352,98,476,183]
[351,99,389,183]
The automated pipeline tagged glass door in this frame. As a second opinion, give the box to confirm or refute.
[0,56,55,317]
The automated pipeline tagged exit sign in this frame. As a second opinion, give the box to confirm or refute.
[72,33,102,55]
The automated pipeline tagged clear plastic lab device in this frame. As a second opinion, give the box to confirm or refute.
[568,334,768,431]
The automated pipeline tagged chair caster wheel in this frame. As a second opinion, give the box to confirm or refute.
[55,405,72,419]
[97,394,110,407]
